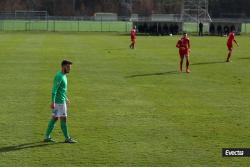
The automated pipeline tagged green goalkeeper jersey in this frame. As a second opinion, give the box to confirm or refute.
[52,71,67,104]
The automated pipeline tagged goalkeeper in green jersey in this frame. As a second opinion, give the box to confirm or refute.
[44,60,77,143]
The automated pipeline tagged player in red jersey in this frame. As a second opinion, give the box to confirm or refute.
[130,26,136,49]
[226,30,239,62]
[176,33,191,73]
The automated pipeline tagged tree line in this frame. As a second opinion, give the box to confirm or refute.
[0,0,249,17]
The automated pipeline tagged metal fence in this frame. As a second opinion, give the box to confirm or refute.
[0,12,250,33]
[0,16,133,32]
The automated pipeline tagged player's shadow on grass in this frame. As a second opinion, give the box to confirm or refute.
[191,61,226,66]
[0,141,63,153]
[105,48,127,51]
[238,57,250,60]
[126,70,178,78]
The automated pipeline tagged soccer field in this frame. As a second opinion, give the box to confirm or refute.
[0,32,250,166]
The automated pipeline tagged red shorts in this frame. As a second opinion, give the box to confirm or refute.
[227,43,233,51]
[131,38,136,43]
[179,49,189,58]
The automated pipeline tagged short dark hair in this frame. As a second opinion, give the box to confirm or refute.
[61,60,73,66]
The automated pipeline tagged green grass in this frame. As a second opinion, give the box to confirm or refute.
[0,32,250,166]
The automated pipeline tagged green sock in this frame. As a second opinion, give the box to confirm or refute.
[45,119,57,139]
[60,120,70,139]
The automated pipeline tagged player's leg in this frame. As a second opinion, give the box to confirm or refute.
[59,103,77,143]
[179,55,184,72]
[132,40,135,49]
[226,49,232,62]
[129,39,133,49]
[131,39,135,49]
[60,117,70,140]
[44,116,58,142]
[185,55,190,73]
[58,103,69,139]
[60,117,77,143]
[226,44,233,62]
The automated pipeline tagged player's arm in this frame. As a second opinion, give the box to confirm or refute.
[188,40,191,52]
[176,41,180,48]
[51,76,62,109]
[234,39,239,46]
[66,96,70,106]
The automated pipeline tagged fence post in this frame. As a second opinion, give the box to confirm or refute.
[29,19,31,31]
[157,22,159,34]
[53,17,55,32]
[78,17,80,32]
[101,16,103,32]
[245,22,247,34]
[125,21,127,32]
[46,15,49,31]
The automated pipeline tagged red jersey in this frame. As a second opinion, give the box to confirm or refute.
[180,37,190,49]
[227,32,235,45]
[176,37,190,55]
[131,28,136,40]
